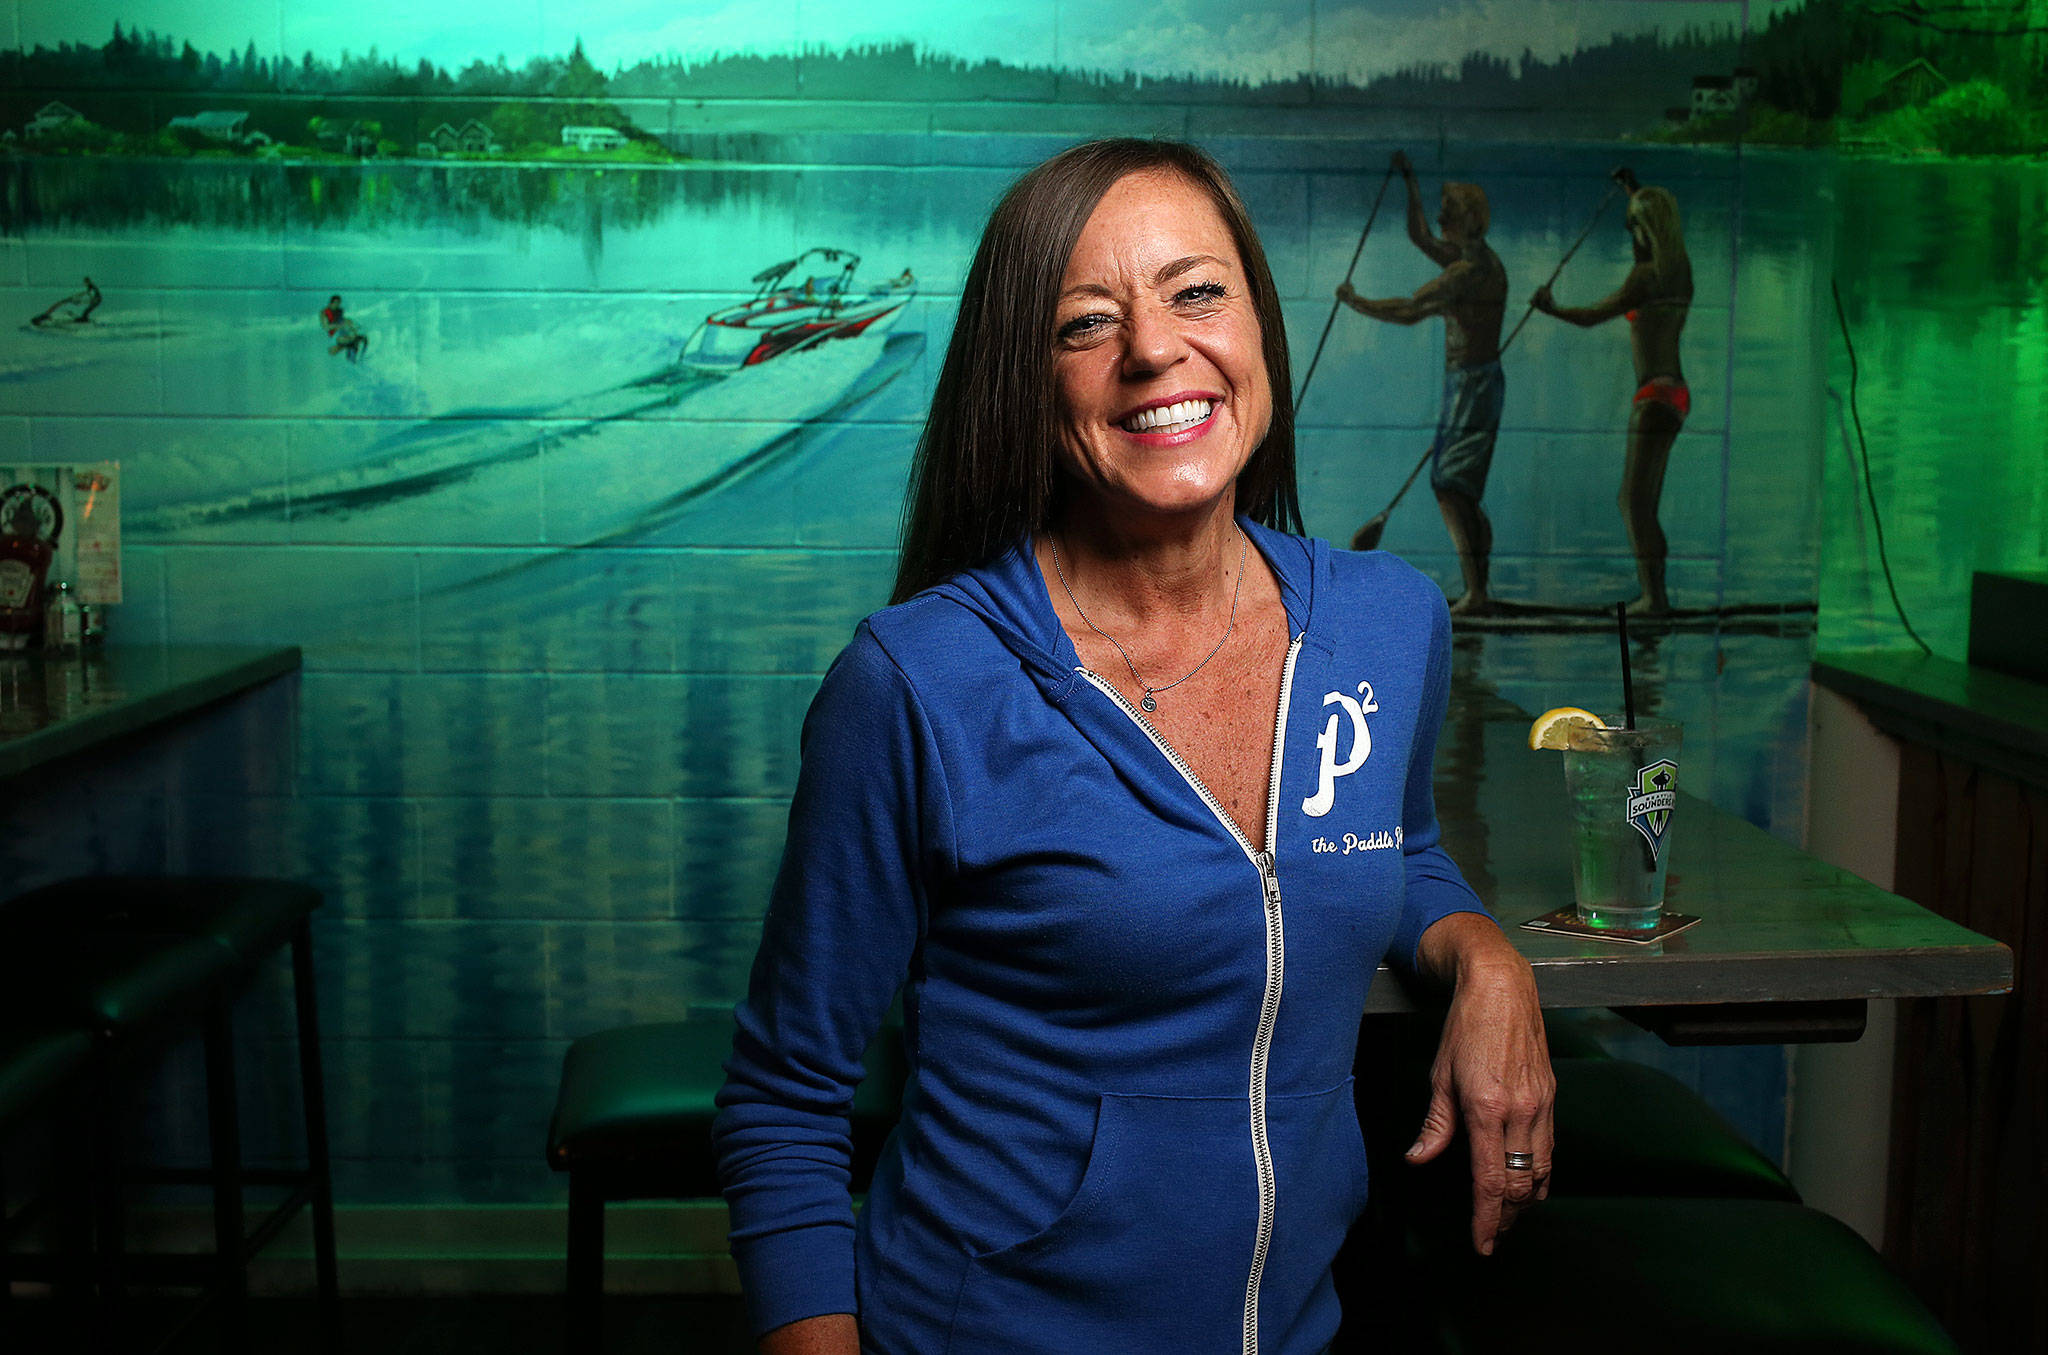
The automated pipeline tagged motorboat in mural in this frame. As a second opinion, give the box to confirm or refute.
[678,248,915,374]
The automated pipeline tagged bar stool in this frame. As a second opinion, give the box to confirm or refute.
[0,876,336,1353]
[545,1013,906,1352]
[1,1019,98,1317]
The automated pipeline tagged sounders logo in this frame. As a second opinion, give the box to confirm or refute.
[1627,759,1679,863]
[1302,681,1377,818]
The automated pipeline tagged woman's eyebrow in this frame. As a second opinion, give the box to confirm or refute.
[1156,254,1225,285]
[1058,253,1229,303]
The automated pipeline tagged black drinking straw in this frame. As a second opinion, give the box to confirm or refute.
[1616,601,1637,730]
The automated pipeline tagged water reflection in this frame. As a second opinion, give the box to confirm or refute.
[1822,157,2048,654]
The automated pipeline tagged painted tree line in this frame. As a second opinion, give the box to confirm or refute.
[8,18,1744,117]
[1707,0,2047,152]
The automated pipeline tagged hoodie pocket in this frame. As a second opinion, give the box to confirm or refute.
[943,1092,1258,1355]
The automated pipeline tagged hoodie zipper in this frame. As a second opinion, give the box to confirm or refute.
[1075,631,1303,1355]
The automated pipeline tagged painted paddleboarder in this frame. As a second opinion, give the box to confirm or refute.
[1530,169,1692,616]
[1336,151,1507,615]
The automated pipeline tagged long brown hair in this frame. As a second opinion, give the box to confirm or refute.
[1628,187,1692,298]
[890,139,1301,604]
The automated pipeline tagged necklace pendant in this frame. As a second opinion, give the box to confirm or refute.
[1141,694,1158,713]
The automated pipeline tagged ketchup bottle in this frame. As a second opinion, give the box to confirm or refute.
[0,488,60,651]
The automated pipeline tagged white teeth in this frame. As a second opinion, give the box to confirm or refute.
[1121,398,1215,433]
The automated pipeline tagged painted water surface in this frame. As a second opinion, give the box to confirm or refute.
[1822,155,2048,654]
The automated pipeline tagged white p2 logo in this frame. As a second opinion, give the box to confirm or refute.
[1302,682,1377,818]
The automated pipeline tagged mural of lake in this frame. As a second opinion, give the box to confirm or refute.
[2,129,1857,1188]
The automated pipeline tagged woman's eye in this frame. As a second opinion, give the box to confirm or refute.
[1176,282,1228,306]
[1057,312,1113,342]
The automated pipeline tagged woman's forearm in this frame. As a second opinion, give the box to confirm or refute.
[760,1313,859,1355]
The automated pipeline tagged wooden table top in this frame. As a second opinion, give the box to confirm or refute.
[0,645,300,781]
[1364,685,2014,1015]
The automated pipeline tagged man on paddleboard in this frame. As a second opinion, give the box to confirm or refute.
[1337,152,1506,615]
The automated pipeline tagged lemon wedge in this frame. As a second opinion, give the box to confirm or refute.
[1528,707,1606,751]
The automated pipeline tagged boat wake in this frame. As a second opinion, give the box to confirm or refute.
[134,329,923,542]
[0,313,308,382]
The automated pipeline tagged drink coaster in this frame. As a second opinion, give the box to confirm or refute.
[1519,907,1701,946]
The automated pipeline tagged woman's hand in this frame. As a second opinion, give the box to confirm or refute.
[1530,283,1556,314]
[759,1313,859,1355]
[1408,913,1555,1256]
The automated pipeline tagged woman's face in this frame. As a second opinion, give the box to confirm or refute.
[1051,170,1272,526]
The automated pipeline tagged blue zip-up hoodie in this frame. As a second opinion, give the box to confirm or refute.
[715,520,1490,1355]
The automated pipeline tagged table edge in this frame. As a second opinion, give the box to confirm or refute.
[0,645,302,780]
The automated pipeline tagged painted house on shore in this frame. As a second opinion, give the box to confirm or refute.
[167,110,253,143]
[1869,58,1950,113]
[24,101,88,138]
[421,119,500,155]
[561,124,629,151]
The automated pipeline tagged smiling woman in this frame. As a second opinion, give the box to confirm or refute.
[1049,169,1274,531]
[890,139,1300,600]
[714,139,1554,1355]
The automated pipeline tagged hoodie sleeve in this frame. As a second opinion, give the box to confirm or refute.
[713,621,953,1338]
[1388,587,1494,969]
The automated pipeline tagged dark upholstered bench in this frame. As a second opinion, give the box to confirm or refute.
[0,877,336,1355]
[1549,1056,1799,1201]
[545,1014,907,1352]
[1424,1196,1958,1355]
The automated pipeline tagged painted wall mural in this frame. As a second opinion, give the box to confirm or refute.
[3,0,2040,1207]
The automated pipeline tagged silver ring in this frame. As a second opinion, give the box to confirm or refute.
[1504,1151,1536,1171]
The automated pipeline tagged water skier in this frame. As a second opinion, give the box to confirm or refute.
[31,277,101,327]
[320,294,369,363]
[1336,152,1507,614]
[1530,172,1692,615]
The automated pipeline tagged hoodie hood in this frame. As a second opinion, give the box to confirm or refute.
[920,514,1324,701]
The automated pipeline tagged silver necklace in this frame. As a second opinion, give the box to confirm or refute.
[1050,529,1247,713]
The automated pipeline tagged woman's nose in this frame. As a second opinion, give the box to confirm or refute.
[1120,306,1188,378]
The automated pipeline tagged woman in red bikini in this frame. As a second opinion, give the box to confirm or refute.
[1529,177,1692,614]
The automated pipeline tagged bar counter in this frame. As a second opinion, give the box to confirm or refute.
[1813,647,2048,790]
[0,645,301,782]
[1367,685,2015,1021]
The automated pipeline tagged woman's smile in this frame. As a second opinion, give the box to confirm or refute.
[1113,392,1221,442]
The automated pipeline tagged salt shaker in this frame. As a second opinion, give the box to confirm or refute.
[43,579,82,654]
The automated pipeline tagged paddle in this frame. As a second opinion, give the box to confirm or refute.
[1349,450,1432,550]
[1351,168,1635,552]
[1293,158,1398,412]
[1497,166,1634,354]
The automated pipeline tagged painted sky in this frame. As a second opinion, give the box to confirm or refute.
[12,0,1753,83]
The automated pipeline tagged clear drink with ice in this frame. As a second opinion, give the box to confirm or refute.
[1561,719,1682,931]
